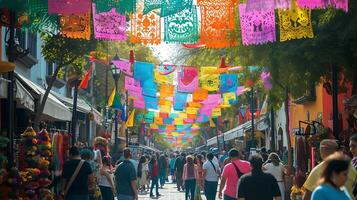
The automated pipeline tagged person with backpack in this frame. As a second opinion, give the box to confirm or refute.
[219,148,251,200]
[158,154,167,188]
[203,153,221,200]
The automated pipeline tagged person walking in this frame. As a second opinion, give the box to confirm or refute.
[303,139,357,200]
[158,154,167,188]
[175,152,186,192]
[137,156,149,194]
[98,156,115,200]
[169,154,177,183]
[80,148,102,200]
[149,155,161,198]
[349,134,357,199]
[114,148,138,200]
[195,154,204,190]
[203,152,220,200]
[61,147,93,200]
[311,152,352,200]
[264,153,286,200]
[183,155,199,200]
[237,155,282,200]
[219,148,251,200]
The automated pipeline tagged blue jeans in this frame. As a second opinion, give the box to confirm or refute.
[66,194,89,200]
[150,176,159,196]
[159,170,166,186]
[117,194,134,200]
[204,180,218,200]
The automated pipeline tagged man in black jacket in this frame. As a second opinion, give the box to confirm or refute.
[174,152,186,192]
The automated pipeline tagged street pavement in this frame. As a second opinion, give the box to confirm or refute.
[137,178,216,200]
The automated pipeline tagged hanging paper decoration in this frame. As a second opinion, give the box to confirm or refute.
[93,4,127,41]
[220,74,238,93]
[134,61,154,84]
[198,0,236,48]
[192,88,208,102]
[278,1,314,42]
[297,0,348,12]
[95,0,136,14]
[164,7,199,44]
[160,84,174,98]
[186,107,198,115]
[223,92,237,105]
[112,60,132,76]
[160,0,193,17]
[239,4,276,46]
[155,71,174,84]
[142,81,157,97]
[125,76,142,94]
[197,114,209,122]
[164,118,173,125]
[200,67,220,91]
[60,12,91,40]
[134,99,145,109]
[245,0,291,11]
[144,95,158,109]
[159,112,169,118]
[48,0,91,14]
[158,65,177,75]
[261,71,273,90]
[143,0,162,14]
[131,12,161,45]
[178,66,199,93]
[187,102,202,108]
[212,108,222,117]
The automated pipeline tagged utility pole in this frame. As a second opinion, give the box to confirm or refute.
[251,87,255,148]
[270,109,276,151]
[332,65,339,139]
[71,80,80,145]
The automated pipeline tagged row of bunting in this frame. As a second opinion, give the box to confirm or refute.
[107,58,271,136]
[0,0,348,48]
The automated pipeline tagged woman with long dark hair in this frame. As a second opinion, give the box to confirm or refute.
[98,156,115,200]
[195,154,204,190]
[311,152,351,200]
[264,152,286,200]
[183,155,199,200]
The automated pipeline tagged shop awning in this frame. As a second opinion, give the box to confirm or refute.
[51,91,91,114]
[16,73,72,121]
[0,77,35,111]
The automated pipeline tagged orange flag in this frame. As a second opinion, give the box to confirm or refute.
[79,65,93,89]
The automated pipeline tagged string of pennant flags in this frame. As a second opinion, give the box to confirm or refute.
[0,0,348,48]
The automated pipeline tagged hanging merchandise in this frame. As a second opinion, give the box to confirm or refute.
[297,0,348,12]
[131,12,161,45]
[178,66,199,93]
[239,4,276,46]
[60,12,91,40]
[143,0,162,14]
[278,1,314,42]
[200,67,219,91]
[220,74,238,92]
[48,0,91,14]
[160,0,193,17]
[245,0,291,11]
[93,4,127,41]
[198,0,237,48]
[164,6,199,44]
[94,0,136,14]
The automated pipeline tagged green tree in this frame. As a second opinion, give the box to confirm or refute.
[33,33,96,128]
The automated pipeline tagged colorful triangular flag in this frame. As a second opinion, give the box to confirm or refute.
[125,109,136,127]
[209,118,216,127]
[79,65,93,89]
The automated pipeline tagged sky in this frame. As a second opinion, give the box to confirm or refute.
[150,43,181,64]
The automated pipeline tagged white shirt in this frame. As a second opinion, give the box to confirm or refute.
[203,160,220,182]
[264,162,284,182]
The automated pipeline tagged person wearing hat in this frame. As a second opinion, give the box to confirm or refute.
[219,148,251,200]
[211,148,220,166]
[302,139,357,200]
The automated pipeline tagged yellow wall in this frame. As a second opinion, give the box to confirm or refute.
[290,84,324,133]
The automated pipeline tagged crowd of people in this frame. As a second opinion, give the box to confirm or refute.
[59,134,357,200]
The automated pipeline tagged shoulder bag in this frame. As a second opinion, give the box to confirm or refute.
[64,160,84,196]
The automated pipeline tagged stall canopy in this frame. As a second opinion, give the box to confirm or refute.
[16,73,72,121]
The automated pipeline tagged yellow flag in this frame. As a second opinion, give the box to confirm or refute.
[209,118,216,127]
[125,109,136,127]
[108,88,116,106]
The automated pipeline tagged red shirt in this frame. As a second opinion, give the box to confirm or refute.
[151,162,159,177]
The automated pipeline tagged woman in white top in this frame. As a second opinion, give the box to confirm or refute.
[263,152,286,200]
[98,156,115,200]
[137,156,149,194]
[203,153,220,200]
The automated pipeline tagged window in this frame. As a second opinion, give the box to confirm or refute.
[27,32,37,58]
[15,28,26,49]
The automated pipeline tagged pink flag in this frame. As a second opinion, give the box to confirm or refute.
[112,60,133,76]
[236,86,247,96]
[134,99,145,109]
[261,72,273,90]
[297,0,348,12]
[48,0,91,14]
[245,0,291,11]
[93,4,127,41]
[178,66,198,93]
[125,76,141,93]
[239,4,276,46]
